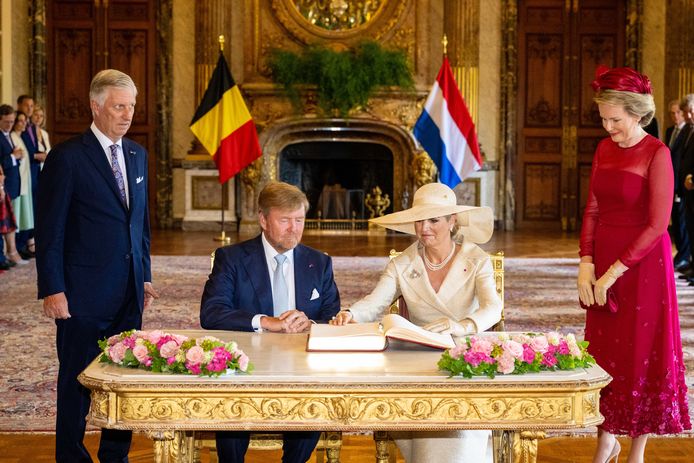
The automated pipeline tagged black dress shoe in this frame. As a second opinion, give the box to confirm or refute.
[675,261,691,273]
[0,261,11,270]
[18,248,34,259]
[679,267,694,279]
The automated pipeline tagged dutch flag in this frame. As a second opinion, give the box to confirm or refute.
[413,57,483,188]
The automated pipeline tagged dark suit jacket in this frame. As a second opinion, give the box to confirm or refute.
[21,123,41,194]
[0,133,21,199]
[680,126,694,212]
[671,124,693,197]
[200,235,340,331]
[35,129,152,318]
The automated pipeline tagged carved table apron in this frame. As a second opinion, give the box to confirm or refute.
[79,330,611,463]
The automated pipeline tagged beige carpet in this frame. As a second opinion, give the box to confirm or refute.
[0,256,692,432]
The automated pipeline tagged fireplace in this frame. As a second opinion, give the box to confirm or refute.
[237,118,421,232]
[279,140,394,219]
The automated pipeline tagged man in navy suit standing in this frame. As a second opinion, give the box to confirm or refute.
[200,181,340,462]
[35,69,159,463]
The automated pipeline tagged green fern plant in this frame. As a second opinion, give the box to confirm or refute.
[269,41,414,116]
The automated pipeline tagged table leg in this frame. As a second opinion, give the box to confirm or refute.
[493,430,545,463]
[373,431,396,463]
[147,431,195,463]
[513,431,545,463]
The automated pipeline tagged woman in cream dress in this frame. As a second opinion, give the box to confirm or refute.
[332,182,501,463]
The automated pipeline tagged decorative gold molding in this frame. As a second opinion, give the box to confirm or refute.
[270,0,409,45]
[90,393,601,430]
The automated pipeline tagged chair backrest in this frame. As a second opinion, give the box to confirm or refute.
[387,249,505,331]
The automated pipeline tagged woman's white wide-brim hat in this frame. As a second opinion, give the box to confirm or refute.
[369,182,494,244]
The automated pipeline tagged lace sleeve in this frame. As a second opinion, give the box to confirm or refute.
[579,150,600,260]
[619,145,674,267]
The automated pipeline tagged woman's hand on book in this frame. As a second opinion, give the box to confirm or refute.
[330,310,354,325]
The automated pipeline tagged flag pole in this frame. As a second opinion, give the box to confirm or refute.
[214,34,231,244]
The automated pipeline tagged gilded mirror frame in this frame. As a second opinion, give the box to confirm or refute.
[271,0,410,44]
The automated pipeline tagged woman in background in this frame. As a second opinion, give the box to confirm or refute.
[31,105,51,168]
[9,111,33,258]
[577,66,691,463]
[332,182,501,463]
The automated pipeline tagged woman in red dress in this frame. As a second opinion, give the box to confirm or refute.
[578,66,691,463]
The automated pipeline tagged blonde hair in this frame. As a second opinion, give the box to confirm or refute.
[258,181,309,216]
[594,89,655,127]
[89,69,137,106]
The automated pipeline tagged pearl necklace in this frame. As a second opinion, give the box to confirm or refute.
[420,243,456,272]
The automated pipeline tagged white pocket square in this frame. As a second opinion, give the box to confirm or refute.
[136,176,144,184]
[310,288,320,301]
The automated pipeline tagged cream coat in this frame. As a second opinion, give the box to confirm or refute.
[349,239,502,331]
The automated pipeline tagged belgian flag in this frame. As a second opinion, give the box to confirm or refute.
[190,51,262,183]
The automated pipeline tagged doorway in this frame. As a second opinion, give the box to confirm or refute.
[515,0,625,230]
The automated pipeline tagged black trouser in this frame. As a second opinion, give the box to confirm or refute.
[216,431,321,463]
[55,270,141,463]
[672,198,691,265]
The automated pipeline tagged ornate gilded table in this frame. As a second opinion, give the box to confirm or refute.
[79,330,610,463]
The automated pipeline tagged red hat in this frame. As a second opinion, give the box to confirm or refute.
[591,65,652,95]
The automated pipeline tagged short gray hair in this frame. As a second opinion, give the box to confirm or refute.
[594,89,655,127]
[680,94,694,112]
[89,69,137,106]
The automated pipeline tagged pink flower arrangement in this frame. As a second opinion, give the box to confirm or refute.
[98,330,253,377]
[438,332,595,378]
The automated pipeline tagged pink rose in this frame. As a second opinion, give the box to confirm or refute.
[132,344,149,363]
[529,336,549,354]
[185,345,205,365]
[172,334,189,345]
[469,337,493,356]
[107,334,121,346]
[542,352,558,367]
[145,330,165,345]
[546,332,561,346]
[522,345,536,363]
[497,352,515,374]
[448,344,468,360]
[503,340,524,360]
[159,340,180,358]
[237,353,249,372]
[109,342,127,364]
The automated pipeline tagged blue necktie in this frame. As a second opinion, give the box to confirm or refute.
[273,254,289,316]
[109,144,127,208]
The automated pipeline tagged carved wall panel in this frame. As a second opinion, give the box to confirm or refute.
[523,163,560,221]
[54,29,93,128]
[525,34,561,127]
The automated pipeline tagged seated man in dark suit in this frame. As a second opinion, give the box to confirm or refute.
[200,181,340,463]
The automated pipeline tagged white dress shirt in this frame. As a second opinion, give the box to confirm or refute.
[90,122,130,208]
[251,233,296,331]
[2,131,17,166]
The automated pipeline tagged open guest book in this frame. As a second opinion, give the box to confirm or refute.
[307,313,456,351]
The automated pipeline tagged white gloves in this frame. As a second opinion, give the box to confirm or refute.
[423,317,476,337]
[577,262,597,306]
[594,261,627,306]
